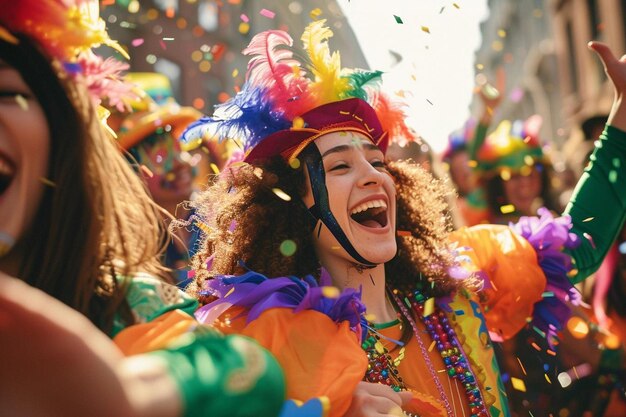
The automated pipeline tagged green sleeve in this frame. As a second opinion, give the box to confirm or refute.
[468,122,489,160]
[565,125,626,283]
[111,274,198,337]
[150,328,286,417]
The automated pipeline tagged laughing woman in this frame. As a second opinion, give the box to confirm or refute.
[0,1,284,416]
[184,21,626,417]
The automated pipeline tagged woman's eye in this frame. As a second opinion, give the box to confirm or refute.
[329,163,349,171]
[371,160,386,169]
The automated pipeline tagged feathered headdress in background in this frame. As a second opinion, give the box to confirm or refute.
[0,0,134,111]
[182,20,418,163]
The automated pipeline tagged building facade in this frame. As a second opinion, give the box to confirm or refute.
[102,0,368,114]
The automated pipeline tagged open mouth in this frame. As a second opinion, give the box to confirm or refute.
[0,156,15,197]
[350,199,388,228]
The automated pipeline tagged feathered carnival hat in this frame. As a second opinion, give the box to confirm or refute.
[181,20,418,163]
[0,0,134,113]
[441,118,476,163]
[476,115,549,179]
[114,72,204,151]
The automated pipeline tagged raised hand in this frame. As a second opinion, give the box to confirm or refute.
[588,41,626,130]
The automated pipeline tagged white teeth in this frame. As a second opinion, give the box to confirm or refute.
[0,158,15,177]
[350,199,387,215]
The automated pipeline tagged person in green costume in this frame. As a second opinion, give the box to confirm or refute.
[0,1,284,416]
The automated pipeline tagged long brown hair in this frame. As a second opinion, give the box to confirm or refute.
[187,155,462,300]
[1,37,167,332]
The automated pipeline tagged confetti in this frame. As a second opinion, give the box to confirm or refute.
[39,177,56,187]
[210,163,220,174]
[260,8,276,19]
[232,68,239,77]
[310,8,322,19]
[544,374,552,384]
[426,98,433,105]
[272,188,292,201]
[280,239,297,256]
[583,232,596,249]
[510,377,526,392]
[421,26,430,34]
[516,357,527,375]
[289,158,301,169]
[393,15,404,24]
[453,3,460,8]
[240,13,249,22]
[499,204,515,214]
[140,165,154,178]
[566,316,589,338]
[428,340,436,352]
[396,230,412,237]
[239,22,250,34]
[530,342,541,351]
[582,217,594,222]
[422,297,435,317]
[131,38,144,47]
[439,6,445,14]
[292,116,304,129]
[15,94,28,110]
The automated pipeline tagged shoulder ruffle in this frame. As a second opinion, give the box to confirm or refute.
[195,269,365,335]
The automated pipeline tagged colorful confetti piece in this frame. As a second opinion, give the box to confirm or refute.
[131,38,144,47]
[499,204,515,214]
[310,8,322,19]
[15,94,28,110]
[39,177,56,187]
[280,239,297,256]
[421,26,430,34]
[393,15,403,24]
[583,232,596,249]
[240,13,249,22]
[272,188,292,201]
[422,297,435,317]
[260,8,276,19]
[511,377,527,392]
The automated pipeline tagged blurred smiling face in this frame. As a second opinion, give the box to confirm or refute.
[133,131,196,205]
[303,131,397,266]
[0,60,49,258]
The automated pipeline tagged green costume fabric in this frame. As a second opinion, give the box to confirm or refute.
[566,125,626,283]
[112,274,286,417]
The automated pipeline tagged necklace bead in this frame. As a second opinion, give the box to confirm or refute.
[361,286,490,417]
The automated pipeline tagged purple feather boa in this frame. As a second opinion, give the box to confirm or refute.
[511,208,581,346]
[195,269,366,335]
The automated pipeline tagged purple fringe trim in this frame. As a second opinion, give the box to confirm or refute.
[195,268,365,335]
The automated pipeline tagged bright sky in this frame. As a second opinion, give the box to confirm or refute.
[340,0,490,153]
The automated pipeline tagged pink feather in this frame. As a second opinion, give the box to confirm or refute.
[242,30,315,119]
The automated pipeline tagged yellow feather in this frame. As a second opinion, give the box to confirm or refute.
[300,20,350,105]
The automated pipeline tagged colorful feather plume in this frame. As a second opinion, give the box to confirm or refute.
[0,0,132,107]
[181,20,418,154]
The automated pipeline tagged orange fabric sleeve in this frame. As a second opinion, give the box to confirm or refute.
[219,308,367,417]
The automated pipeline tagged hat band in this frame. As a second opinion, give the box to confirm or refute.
[284,126,388,163]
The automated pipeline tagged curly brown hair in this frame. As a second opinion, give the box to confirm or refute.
[187,156,463,300]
